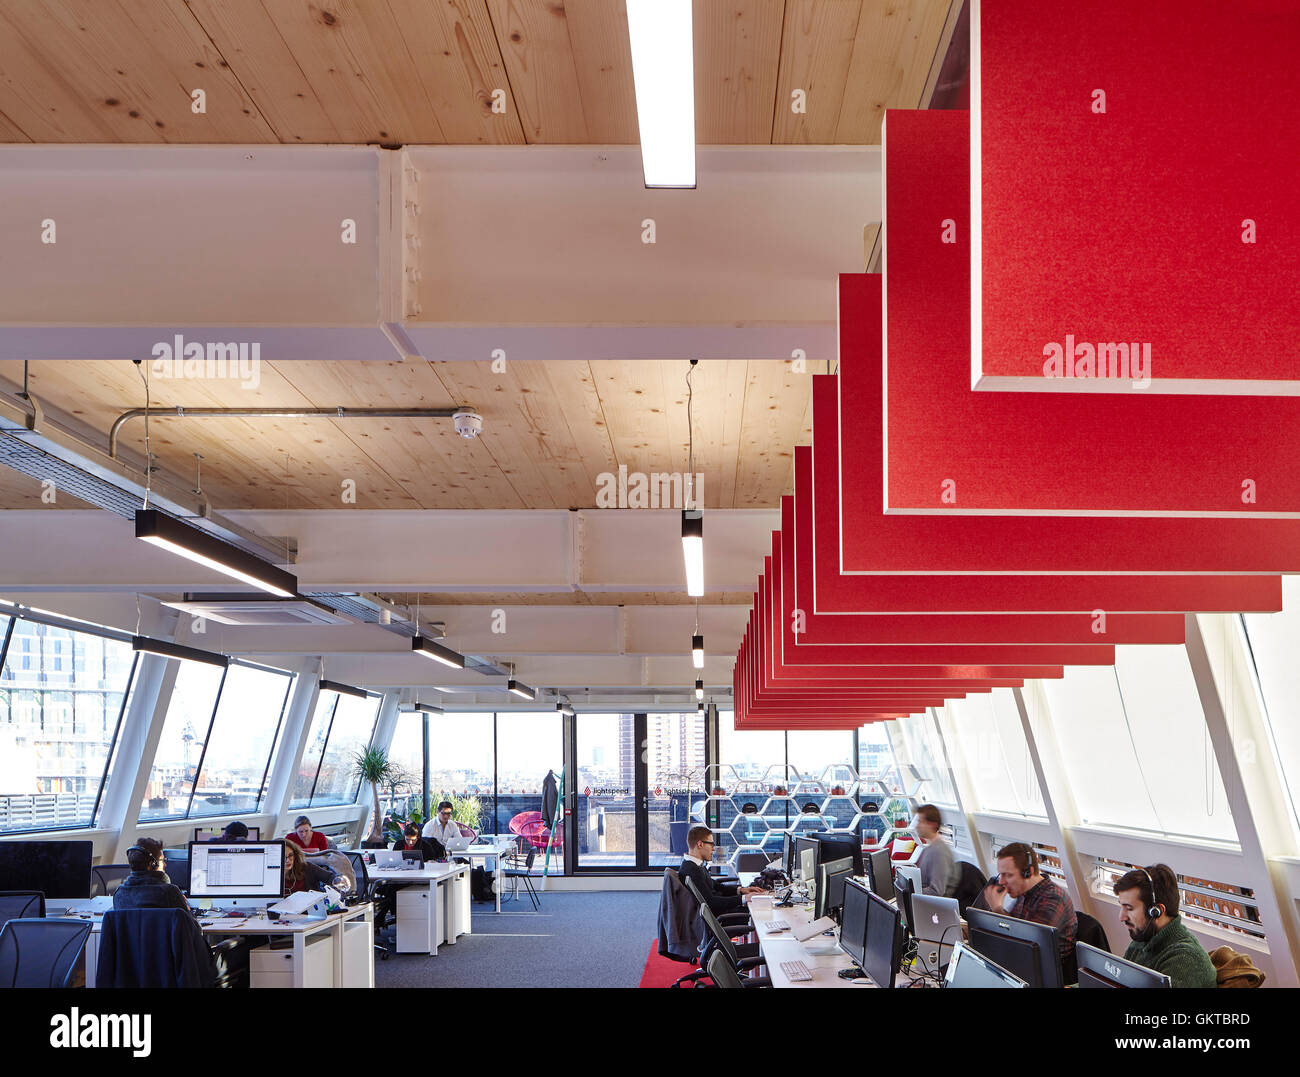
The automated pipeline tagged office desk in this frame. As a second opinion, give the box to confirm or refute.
[367,861,470,954]
[747,893,921,989]
[455,840,515,913]
[75,905,375,989]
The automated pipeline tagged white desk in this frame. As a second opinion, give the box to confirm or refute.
[455,841,514,913]
[75,905,374,989]
[367,861,470,954]
[747,893,920,989]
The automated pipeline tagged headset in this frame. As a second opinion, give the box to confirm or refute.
[1016,843,1038,879]
[1138,865,1165,923]
[126,844,162,871]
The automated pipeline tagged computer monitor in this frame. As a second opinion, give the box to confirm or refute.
[1075,941,1172,989]
[811,832,865,878]
[964,907,1064,989]
[869,849,893,897]
[193,826,260,843]
[944,942,1028,989]
[401,849,425,866]
[815,856,855,921]
[894,873,916,933]
[0,840,93,899]
[188,841,286,901]
[782,831,795,877]
[861,889,906,989]
[838,878,870,968]
[163,849,191,893]
[794,836,819,881]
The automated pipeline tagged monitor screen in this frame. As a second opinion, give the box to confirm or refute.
[812,833,864,878]
[894,873,916,932]
[188,841,286,900]
[782,832,795,877]
[1075,941,1171,989]
[869,850,893,897]
[862,889,904,989]
[816,857,854,920]
[798,845,817,887]
[965,907,1064,989]
[839,878,870,967]
[794,836,819,878]
[944,943,1028,989]
[0,840,93,899]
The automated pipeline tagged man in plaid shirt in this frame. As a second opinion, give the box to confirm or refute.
[996,843,1077,962]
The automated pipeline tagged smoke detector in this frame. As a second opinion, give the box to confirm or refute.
[453,410,483,439]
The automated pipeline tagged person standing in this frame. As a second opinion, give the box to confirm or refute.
[914,804,959,897]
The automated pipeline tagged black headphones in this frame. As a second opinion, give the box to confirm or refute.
[1139,865,1165,922]
[1017,843,1037,879]
[126,845,160,870]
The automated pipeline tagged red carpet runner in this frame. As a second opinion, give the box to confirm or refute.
[639,940,702,988]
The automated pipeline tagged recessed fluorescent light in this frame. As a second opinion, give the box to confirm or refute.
[695,678,704,701]
[412,635,465,669]
[131,635,229,669]
[681,509,703,597]
[692,633,704,669]
[507,678,536,701]
[626,0,696,188]
[135,509,298,598]
[319,678,369,700]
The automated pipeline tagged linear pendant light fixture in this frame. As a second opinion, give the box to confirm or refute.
[411,635,466,669]
[399,700,445,715]
[695,678,704,701]
[692,633,704,669]
[682,510,704,596]
[507,679,536,701]
[135,509,298,598]
[319,678,369,700]
[626,0,696,188]
[132,635,230,669]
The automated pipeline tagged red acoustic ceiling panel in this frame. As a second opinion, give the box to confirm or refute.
[797,436,1280,613]
[971,0,1300,394]
[881,107,1300,517]
[780,499,1186,645]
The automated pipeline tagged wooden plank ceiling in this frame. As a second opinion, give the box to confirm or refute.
[0,0,954,145]
[0,358,812,511]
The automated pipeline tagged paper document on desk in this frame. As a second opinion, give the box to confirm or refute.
[793,916,838,943]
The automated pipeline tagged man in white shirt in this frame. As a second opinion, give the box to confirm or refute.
[422,801,464,846]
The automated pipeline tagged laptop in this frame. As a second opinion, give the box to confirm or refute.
[911,893,963,973]
[444,835,472,853]
[371,850,403,869]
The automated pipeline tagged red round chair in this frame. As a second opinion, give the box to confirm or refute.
[508,810,563,851]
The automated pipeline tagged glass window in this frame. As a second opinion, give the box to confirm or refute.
[138,661,225,821]
[0,617,138,832]
[426,712,494,835]
[1241,582,1300,839]
[576,713,635,868]
[497,711,563,870]
[290,692,337,809]
[383,712,426,820]
[308,692,381,806]
[947,690,1045,817]
[891,713,959,808]
[1040,647,1236,843]
[858,722,894,782]
[648,711,707,867]
[717,708,784,783]
[188,663,293,818]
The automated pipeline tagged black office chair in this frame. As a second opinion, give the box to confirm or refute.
[0,891,46,927]
[0,918,92,988]
[696,901,769,987]
[91,865,133,897]
[707,948,748,988]
[503,847,541,911]
[670,877,753,988]
[347,852,392,961]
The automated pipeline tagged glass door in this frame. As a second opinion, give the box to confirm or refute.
[574,711,709,872]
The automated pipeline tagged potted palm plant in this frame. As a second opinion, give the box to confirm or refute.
[352,747,398,845]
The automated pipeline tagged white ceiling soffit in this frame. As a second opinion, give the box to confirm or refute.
[0,144,877,364]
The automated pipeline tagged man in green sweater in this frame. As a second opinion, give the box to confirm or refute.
[1112,864,1217,988]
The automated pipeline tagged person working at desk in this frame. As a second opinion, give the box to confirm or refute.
[996,843,1077,962]
[396,823,445,862]
[285,815,329,853]
[421,801,463,847]
[1113,864,1216,988]
[219,821,249,842]
[283,842,337,895]
[914,804,959,897]
[679,826,764,914]
[113,838,189,911]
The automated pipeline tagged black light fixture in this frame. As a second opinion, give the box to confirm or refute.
[411,635,465,669]
[400,700,444,715]
[507,678,536,701]
[695,678,704,701]
[131,635,229,669]
[692,633,704,669]
[319,678,369,700]
[135,509,298,597]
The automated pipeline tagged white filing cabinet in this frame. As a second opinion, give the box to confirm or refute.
[251,934,334,988]
[396,886,436,953]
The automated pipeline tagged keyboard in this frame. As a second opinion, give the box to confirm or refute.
[780,960,814,983]
[764,920,791,933]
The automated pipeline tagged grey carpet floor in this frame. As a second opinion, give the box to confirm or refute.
[373,890,661,989]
